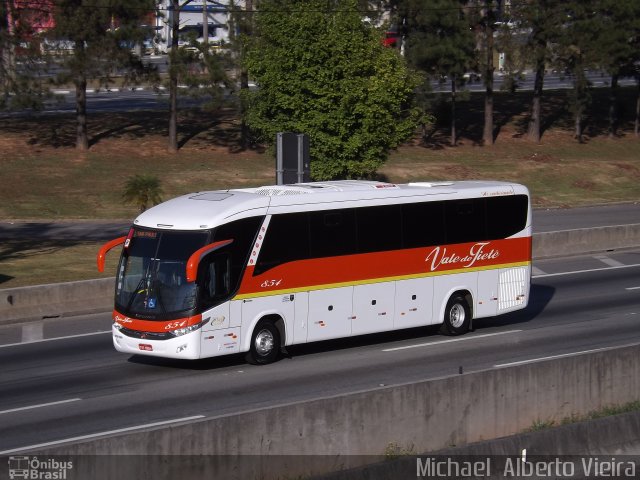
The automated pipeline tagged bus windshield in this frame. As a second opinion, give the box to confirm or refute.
[115,229,209,318]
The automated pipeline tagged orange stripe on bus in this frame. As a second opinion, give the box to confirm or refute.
[236,237,531,298]
[113,310,203,333]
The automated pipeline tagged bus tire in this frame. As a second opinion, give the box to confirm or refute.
[441,294,471,336]
[246,320,281,365]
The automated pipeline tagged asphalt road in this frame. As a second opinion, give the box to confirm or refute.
[532,203,640,232]
[1,249,639,454]
[0,203,638,242]
[1,70,635,117]
[432,71,638,93]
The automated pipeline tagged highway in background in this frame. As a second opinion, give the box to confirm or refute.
[1,69,635,117]
[0,246,639,454]
[431,71,637,93]
[1,202,638,242]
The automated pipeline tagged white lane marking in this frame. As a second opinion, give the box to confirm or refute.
[0,415,206,455]
[541,224,640,234]
[0,398,82,415]
[383,330,522,352]
[531,266,546,276]
[594,255,625,268]
[626,286,640,291]
[532,263,640,279]
[22,322,43,343]
[494,343,640,368]
[1,262,637,348]
[0,330,111,349]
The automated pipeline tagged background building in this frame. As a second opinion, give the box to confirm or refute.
[154,0,238,53]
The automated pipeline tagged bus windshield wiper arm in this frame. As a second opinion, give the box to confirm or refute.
[126,276,148,311]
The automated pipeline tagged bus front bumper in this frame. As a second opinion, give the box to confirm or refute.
[112,325,201,360]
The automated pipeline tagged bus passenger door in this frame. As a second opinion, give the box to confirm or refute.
[307,286,352,342]
[292,292,309,344]
[352,282,394,336]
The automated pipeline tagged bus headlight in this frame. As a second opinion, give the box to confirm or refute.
[169,322,204,337]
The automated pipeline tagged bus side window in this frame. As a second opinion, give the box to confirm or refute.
[213,216,264,289]
[485,195,528,239]
[201,253,231,305]
[255,212,309,275]
[402,201,445,248]
[445,199,487,244]
[357,205,401,253]
[309,209,356,258]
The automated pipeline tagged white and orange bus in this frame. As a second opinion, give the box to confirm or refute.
[98,180,531,364]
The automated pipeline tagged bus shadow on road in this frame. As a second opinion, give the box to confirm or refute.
[284,284,556,361]
[474,283,555,330]
[127,351,248,370]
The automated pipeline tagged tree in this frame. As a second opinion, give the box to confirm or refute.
[553,1,600,142]
[636,68,640,138]
[244,0,420,180]
[527,1,552,143]
[167,0,231,152]
[480,1,497,145]
[401,0,475,146]
[471,0,498,145]
[167,0,181,153]
[1,0,54,110]
[593,0,640,138]
[123,174,163,212]
[506,0,563,143]
[1,0,19,107]
[48,0,155,150]
[228,0,254,149]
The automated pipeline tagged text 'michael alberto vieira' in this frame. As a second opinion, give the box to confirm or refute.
[416,453,637,478]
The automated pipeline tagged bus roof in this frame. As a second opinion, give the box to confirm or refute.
[133,180,529,231]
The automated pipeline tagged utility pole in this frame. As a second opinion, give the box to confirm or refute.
[482,0,495,146]
[1,0,17,104]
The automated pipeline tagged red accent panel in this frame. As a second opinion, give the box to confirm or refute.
[185,239,234,283]
[97,236,127,272]
[113,310,203,333]
[237,237,531,296]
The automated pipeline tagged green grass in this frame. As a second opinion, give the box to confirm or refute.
[560,400,640,425]
[0,240,119,287]
[523,400,640,433]
[382,135,640,208]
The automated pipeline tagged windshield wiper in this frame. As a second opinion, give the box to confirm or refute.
[126,276,148,312]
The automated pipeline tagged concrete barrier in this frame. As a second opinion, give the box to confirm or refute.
[532,223,640,258]
[324,410,640,479]
[1,224,639,325]
[26,344,640,479]
[0,278,114,324]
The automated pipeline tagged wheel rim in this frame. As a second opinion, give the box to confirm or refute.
[254,328,275,356]
[449,303,466,328]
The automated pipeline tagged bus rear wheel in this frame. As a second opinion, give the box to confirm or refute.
[246,320,281,365]
[441,294,471,336]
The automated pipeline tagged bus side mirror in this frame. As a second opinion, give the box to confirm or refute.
[97,236,127,272]
[186,239,234,283]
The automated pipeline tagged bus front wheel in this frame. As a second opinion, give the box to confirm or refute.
[246,320,281,365]
[441,294,471,336]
